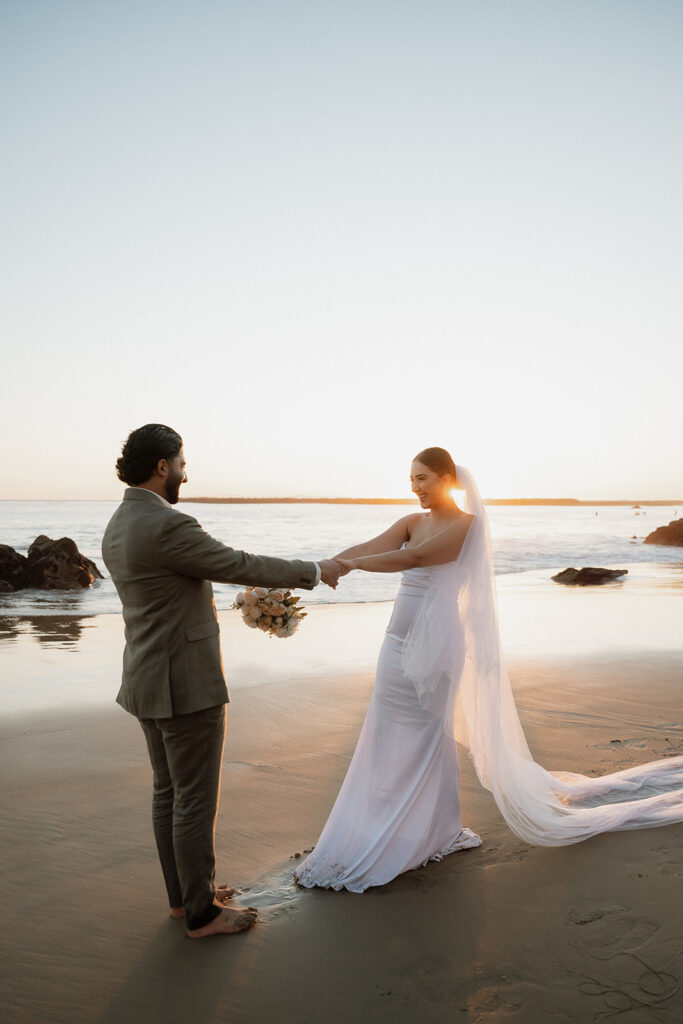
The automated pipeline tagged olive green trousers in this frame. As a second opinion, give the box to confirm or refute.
[139,703,227,931]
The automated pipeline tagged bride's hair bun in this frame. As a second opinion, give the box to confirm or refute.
[413,447,458,485]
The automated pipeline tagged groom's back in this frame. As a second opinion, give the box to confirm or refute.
[102,488,227,719]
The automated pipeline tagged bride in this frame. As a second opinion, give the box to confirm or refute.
[294,448,683,893]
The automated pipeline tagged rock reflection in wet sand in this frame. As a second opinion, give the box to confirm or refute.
[0,615,94,649]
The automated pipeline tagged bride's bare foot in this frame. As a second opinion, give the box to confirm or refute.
[187,905,258,938]
[169,884,237,919]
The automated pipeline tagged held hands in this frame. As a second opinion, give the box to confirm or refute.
[334,558,356,574]
[318,558,354,589]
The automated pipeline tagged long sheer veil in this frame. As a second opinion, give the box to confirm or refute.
[402,465,683,845]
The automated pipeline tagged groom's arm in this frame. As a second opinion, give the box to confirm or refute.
[157,511,319,590]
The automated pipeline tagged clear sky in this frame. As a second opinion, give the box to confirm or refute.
[2,1,682,500]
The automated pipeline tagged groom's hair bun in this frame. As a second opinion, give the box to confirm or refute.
[116,423,184,485]
[414,447,458,484]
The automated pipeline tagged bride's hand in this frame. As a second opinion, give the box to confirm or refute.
[335,558,356,573]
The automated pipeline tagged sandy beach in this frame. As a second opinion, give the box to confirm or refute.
[2,563,682,1023]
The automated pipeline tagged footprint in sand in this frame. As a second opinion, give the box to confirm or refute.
[476,843,530,867]
[649,844,683,878]
[567,904,660,954]
[594,738,647,751]
[567,905,679,1018]
[567,904,627,927]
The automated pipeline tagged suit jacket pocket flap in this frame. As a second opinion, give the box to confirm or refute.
[185,621,220,642]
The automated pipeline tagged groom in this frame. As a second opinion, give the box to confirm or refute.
[102,423,343,938]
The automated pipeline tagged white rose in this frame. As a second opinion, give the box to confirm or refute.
[254,587,268,599]
[244,591,259,606]
[234,592,246,606]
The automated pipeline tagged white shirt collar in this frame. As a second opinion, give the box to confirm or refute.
[130,486,173,509]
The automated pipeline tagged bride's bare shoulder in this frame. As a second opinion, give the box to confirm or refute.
[404,512,429,538]
[455,512,475,536]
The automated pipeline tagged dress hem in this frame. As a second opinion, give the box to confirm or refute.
[294,827,483,894]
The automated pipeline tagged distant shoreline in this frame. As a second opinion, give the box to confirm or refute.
[179,497,682,507]
[1,498,681,506]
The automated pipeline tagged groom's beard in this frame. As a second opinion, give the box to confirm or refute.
[164,471,184,505]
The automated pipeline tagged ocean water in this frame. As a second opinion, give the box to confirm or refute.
[0,500,681,616]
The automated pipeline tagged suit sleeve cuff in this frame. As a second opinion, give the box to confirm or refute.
[314,562,321,586]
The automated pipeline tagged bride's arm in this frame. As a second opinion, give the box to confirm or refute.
[340,515,473,573]
[333,514,421,559]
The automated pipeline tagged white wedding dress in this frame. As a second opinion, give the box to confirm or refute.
[296,466,683,893]
[294,555,481,893]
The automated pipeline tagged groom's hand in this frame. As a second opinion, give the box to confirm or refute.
[318,558,346,589]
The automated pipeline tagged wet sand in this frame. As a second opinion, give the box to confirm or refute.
[1,564,682,1023]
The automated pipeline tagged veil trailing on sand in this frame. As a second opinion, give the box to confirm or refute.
[402,465,683,845]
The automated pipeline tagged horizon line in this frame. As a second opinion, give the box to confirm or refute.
[1,497,681,506]
[182,497,682,506]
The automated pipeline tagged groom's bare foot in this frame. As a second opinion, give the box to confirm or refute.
[169,884,237,919]
[187,906,258,938]
[215,884,238,903]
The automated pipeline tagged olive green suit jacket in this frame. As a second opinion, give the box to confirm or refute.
[102,488,318,719]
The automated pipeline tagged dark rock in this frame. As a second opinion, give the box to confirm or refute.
[26,535,103,590]
[552,567,628,586]
[644,519,683,548]
[1,538,103,592]
[0,544,29,590]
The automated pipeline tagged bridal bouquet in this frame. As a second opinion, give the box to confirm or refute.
[233,587,306,638]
